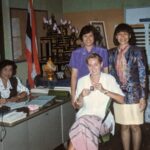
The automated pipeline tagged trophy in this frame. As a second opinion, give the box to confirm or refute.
[43,57,56,80]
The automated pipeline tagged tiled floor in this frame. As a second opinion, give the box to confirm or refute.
[55,123,150,150]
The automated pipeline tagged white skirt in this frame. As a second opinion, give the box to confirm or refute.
[113,103,144,125]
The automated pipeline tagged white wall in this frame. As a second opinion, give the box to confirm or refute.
[125,7,150,66]
[125,7,150,24]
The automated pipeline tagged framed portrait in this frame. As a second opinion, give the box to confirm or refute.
[90,21,108,49]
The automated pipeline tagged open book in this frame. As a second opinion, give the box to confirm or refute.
[0,110,27,123]
[27,95,56,107]
[2,95,56,110]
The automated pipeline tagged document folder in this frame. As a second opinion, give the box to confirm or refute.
[27,95,56,107]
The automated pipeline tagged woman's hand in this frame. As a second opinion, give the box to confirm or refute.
[81,89,91,97]
[75,89,91,109]
[94,83,106,93]
[94,83,124,103]
[0,98,7,104]
[71,97,77,109]
[7,92,28,103]
[139,98,146,112]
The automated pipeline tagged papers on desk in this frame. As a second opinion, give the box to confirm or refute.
[27,95,56,107]
[54,86,71,93]
[4,101,27,110]
[31,86,71,94]
[31,87,49,94]
[0,96,56,123]
[2,95,56,111]
[0,110,27,123]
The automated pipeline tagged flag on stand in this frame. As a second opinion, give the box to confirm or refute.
[25,0,41,88]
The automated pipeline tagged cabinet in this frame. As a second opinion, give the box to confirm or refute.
[61,102,75,142]
[1,122,29,150]
[28,106,62,150]
[28,112,51,150]
[40,35,79,73]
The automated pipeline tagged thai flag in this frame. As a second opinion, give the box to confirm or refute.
[25,0,41,88]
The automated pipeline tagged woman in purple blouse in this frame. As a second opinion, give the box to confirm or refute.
[69,25,108,108]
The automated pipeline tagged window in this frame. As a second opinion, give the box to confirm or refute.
[131,23,150,66]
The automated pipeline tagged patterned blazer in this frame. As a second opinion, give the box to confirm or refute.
[109,45,147,104]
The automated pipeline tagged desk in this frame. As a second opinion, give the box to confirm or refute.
[0,99,75,150]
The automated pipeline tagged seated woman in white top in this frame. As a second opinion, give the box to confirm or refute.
[0,60,29,104]
[68,53,124,150]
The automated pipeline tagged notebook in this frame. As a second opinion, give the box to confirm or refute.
[0,110,27,123]
[3,101,27,110]
[26,95,56,107]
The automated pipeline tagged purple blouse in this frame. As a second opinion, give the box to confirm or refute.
[69,46,108,79]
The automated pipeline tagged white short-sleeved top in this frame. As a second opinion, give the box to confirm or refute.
[0,77,29,99]
[75,72,124,119]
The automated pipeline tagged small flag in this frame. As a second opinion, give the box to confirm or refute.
[25,0,41,88]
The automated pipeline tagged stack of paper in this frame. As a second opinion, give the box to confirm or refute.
[4,101,26,110]
[54,86,71,93]
[27,95,56,107]
[0,110,27,123]
[31,87,49,94]
[31,86,71,93]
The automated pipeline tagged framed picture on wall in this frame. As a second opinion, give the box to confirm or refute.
[90,21,108,49]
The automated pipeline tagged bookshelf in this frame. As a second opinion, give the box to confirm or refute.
[40,17,80,77]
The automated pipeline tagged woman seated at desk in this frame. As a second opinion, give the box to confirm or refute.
[0,60,29,104]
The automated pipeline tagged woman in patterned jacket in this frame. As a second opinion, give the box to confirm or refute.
[109,23,147,150]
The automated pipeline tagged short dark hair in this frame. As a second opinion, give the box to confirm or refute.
[86,53,103,64]
[0,60,17,76]
[79,25,98,42]
[113,23,136,46]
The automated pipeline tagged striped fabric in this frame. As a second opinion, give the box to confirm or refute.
[115,46,129,85]
[25,0,41,88]
[69,115,112,150]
